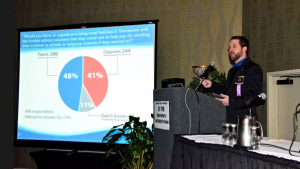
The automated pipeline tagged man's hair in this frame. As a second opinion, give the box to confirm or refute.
[230,36,249,56]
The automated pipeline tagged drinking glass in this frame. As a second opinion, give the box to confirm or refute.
[222,123,230,145]
[230,124,237,146]
[249,126,259,150]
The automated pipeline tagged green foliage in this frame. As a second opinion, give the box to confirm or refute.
[187,68,226,93]
[102,114,154,169]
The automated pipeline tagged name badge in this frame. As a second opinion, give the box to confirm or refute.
[235,76,244,84]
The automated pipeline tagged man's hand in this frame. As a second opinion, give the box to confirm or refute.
[202,79,212,88]
[215,94,229,106]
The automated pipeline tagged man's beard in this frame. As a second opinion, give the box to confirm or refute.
[229,50,243,62]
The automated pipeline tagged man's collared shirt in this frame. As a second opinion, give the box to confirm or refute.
[233,57,248,69]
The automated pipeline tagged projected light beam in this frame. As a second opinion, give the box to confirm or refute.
[58,56,108,112]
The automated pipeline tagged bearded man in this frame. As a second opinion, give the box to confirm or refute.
[202,36,263,124]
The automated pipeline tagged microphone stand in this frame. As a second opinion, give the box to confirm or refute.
[195,78,205,91]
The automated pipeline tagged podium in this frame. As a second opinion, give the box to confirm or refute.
[153,88,226,169]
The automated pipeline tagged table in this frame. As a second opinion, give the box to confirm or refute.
[171,134,300,169]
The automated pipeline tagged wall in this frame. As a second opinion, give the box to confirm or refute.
[243,0,300,138]
[13,0,242,168]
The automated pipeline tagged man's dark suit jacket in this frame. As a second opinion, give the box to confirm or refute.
[206,57,263,124]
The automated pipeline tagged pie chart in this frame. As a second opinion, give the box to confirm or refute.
[58,56,108,112]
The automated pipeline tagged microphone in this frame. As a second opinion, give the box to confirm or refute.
[241,93,266,108]
[200,62,215,79]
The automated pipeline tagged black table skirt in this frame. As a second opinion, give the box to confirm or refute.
[170,135,300,169]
